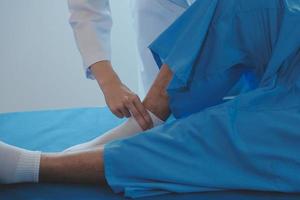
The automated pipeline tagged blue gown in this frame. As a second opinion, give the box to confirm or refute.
[104,0,300,198]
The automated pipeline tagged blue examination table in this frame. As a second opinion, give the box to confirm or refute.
[0,107,299,200]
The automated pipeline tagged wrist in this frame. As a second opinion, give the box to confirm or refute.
[91,61,122,91]
[101,78,123,94]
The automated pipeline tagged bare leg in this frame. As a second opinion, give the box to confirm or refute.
[40,147,105,184]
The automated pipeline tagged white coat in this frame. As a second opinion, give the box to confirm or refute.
[68,0,194,92]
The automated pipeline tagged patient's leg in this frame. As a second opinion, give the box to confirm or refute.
[65,65,173,152]
[0,65,173,184]
[0,141,105,184]
[45,64,173,180]
[64,111,164,152]
[40,148,105,183]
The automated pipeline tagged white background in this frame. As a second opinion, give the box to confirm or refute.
[0,0,140,113]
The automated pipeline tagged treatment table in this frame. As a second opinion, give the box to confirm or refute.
[0,107,299,200]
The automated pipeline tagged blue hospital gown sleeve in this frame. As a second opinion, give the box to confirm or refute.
[149,0,251,118]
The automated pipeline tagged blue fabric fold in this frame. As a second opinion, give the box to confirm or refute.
[150,0,218,90]
[104,0,300,198]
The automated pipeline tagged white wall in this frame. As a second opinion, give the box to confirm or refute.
[0,0,140,113]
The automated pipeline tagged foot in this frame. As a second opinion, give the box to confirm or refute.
[0,141,41,184]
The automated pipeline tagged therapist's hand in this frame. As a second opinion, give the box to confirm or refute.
[91,61,153,130]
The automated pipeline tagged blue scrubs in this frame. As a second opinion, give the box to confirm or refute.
[104,0,300,198]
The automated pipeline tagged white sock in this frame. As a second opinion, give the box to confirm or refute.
[0,141,41,184]
[64,110,164,152]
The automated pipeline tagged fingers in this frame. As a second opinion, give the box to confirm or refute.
[109,98,131,119]
[108,93,152,130]
[125,95,153,130]
[126,102,148,130]
[133,96,153,128]
[110,107,124,119]
[120,107,131,118]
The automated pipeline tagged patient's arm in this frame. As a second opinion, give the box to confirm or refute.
[143,64,173,121]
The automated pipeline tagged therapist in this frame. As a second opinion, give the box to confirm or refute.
[68,0,193,129]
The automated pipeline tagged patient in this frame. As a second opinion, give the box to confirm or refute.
[1,0,300,198]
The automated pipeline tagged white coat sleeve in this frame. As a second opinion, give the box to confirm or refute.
[68,0,113,79]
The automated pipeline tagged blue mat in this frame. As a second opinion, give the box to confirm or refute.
[0,107,299,200]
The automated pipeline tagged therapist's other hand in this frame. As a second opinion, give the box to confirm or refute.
[91,61,153,130]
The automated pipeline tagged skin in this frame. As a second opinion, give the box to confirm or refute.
[40,64,173,183]
[40,147,106,184]
[91,61,153,130]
